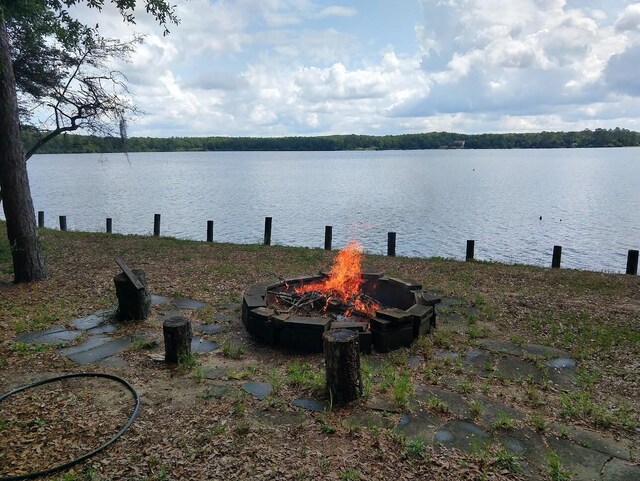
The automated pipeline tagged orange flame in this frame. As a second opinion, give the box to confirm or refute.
[295,240,380,316]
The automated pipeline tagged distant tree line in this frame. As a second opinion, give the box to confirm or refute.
[21,127,640,154]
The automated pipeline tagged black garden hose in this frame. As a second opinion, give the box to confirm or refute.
[0,373,140,481]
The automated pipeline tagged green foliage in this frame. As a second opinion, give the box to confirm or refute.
[490,410,516,430]
[339,468,363,481]
[19,128,640,155]
[546,450,573,481]
[404,438,428,459]
[220,340,245,359]
[287,361,325,392]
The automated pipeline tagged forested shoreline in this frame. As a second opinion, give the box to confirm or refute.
[22,127,640,154]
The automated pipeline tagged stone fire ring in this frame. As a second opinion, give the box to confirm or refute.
[242,272,441,353]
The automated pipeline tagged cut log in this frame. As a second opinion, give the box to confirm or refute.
[113,269,151,320]
[163,316,193,364]
[323,329,362,405]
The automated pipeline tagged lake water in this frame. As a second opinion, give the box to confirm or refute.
[7,148,640,272]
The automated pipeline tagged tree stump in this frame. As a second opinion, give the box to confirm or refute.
[323,329,362,405]
[113,269,151,320]
[163,316,192,364]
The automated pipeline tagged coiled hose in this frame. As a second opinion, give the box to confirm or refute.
[0,372,140,481]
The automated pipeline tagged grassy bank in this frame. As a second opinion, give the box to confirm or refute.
[1,221,638,480]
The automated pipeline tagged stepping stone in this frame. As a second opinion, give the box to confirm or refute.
[434,420,492,452]
[438,312,467,333]
[433,350,459,361]
[439,296,465,308]
[475,339,525,357]
[495,357,544,383]
[396,410,443,442]
[546,358,577,390]
[203,384,231,400]
[59,336,131,364]
[191,337,219,352]
[214,312,236,323]
[345,411,395,430]
[242,381,272,400]
[194,323,225,334]
[601,458,640,481]
[292,398,326,412]
[151,295,170,305]
[497,428,548,478]
[71,309,113,330]
[17,326,81,345]
[464,349,493,375]
[87,323,117,335]
[547,435,611,481]
[551,424,631,461]
[406,355,423,369]
[475,396,524,428]
[414,385,471,417]
[522,343,571,359]
[173,298,207,310]
[203,366,229,380]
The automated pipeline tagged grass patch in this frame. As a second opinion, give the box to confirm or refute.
[220,340,246,359]
[287,361,325,393]
[546,450,573,481]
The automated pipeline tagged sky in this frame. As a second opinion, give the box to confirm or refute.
[69,0,640,138]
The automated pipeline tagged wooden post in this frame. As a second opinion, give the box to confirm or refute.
[323,329,362,405]
[153,214,161,237]
[324,226,332,250]
[626,249,639,275]
[59,215,67,231]
[37,211,44,228]
[466,240,475,261]
[106,218,112,233]
[387,232,396,257]
[163,316,192,364]
[552,245,562,269]
[113,267,151,320]
[207,220,214,242]
[264,216,272,245]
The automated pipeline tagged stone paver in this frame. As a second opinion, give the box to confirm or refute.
[70,309,113,330]
[495,357,544,383]
[173,298,207,310]
[242,381,272,400]
[601,458,640,481]
[396,410,443,442]
[475,339,525,357]
[552,424,631,461]
[414,385,471,418]
[345,411,395,430]
[151,295,171,305]
[191,337,219,352]
[17,326,81,345]
[292,398,326,412]
[433,350,459,361]
[435,420,492,452]
[548,435,611,481]
[60,336,131,364]
[522,343,571,359]
[256,411,306,428]
[194,323,225,334]
[366,394,402,413]
[464,349,493,375]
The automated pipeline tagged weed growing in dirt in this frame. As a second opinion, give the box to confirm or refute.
[490,410,516,430]
[340,468,363,481]
[287,361,325,393]
[546,450,573,481]
[220,340,246,359]
[404,438,428,459]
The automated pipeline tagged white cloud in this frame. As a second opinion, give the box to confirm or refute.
[56,1,640,137]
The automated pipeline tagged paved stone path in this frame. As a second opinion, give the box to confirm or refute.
[15,294,639,480]
[16,295,220,366]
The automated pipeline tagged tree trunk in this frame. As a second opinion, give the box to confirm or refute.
[323,329,362,405]
[113,269,151,320]
[163,316,192,364]
[0,17,47,282]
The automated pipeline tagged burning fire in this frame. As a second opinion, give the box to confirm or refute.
[295,240,381,317]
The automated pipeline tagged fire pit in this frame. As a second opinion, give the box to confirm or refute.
[242,242,440,353]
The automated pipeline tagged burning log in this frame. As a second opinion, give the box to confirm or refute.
[323,329,362,405]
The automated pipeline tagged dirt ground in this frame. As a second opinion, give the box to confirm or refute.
[1,224,639,480]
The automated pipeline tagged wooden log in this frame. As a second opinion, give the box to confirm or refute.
[323,329,362,405]
[38,211,44,228]
[106,217,112,233]
[59,215,67,231]
[113,268,151,320]
[466,240,475,261]
[163,316,192,364]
